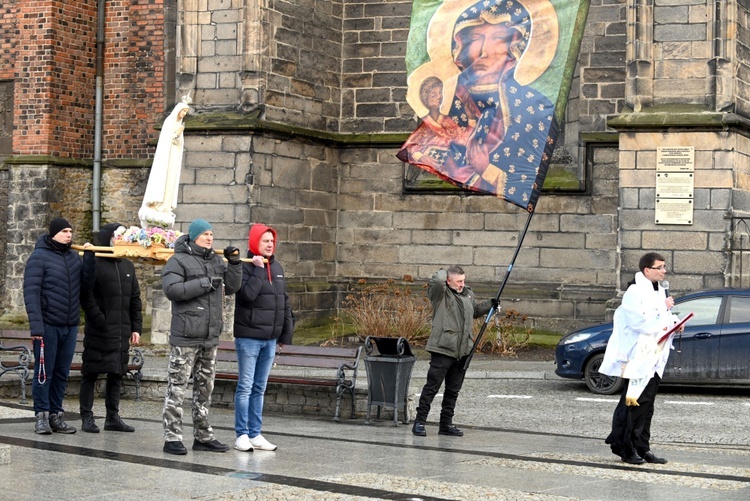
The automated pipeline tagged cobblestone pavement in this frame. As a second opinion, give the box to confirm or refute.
[1,359,749,500]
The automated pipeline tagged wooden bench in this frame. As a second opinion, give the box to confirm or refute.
[215,341,362,422]
[0,330,145,403]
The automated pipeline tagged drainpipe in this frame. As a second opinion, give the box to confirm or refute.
[92,0,106,231]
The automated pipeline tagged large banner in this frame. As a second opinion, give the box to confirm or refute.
[397,0,590,212]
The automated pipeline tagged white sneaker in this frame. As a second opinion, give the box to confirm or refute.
[249,434,277,451]
[234,434,253,452]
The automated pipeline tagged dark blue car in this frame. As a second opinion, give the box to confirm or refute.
[555,289,750,394]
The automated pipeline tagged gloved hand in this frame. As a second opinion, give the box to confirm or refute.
[491,298,500,310]
[224,246,241,264]
[199,277,212,290]
[210,276,223,290]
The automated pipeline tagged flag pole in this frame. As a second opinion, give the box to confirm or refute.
[463,209,535,371]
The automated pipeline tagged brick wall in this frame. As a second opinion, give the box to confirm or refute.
[6,0,166,159]
[102,0,166,159]
[0,0,17,80]
[13,1,97,157]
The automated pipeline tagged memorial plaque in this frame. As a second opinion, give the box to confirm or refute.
[656,172,694,199]
[655,199,693,225]
[657,146,694,172]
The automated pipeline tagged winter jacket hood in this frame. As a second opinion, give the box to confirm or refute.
[248,224,276,256]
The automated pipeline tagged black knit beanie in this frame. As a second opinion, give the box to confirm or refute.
[96,222,123,246]
[49,217,72,237]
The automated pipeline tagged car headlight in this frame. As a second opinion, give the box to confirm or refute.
[561,331,594,344]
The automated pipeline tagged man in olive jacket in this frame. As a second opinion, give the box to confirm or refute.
[412,265,492,437]
[160,219,242,455]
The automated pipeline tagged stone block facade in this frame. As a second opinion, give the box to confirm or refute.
[2,0,750,336]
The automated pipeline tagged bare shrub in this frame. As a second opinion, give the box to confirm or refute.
[475,307,532,357]
[335,276,432,345]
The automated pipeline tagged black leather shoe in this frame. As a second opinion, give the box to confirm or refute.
[193,439,230,452]
[643,451,668,464]
[438,425,464,436]
[104,414,134,432]
[622,453,645,465]
[412,421,426,436]
[163,441,188,455]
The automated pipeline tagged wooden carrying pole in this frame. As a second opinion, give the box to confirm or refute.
[71,244,261,263]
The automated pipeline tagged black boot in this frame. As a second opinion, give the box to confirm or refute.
[104,414,135,432]
[81,414,100,433]
[49,412,77,434]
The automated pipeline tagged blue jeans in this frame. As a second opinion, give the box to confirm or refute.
[32,324,78,414]
[234,337,276,438]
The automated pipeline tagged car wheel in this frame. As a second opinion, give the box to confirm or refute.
[584,353,624,395]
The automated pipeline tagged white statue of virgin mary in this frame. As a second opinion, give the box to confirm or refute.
[138,98,191,228]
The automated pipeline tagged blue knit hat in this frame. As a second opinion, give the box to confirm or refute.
[188,219,212,241]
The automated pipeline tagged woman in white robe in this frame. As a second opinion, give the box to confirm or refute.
[138,101,190,228]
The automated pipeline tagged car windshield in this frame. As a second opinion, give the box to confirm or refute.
[672,296,721,326]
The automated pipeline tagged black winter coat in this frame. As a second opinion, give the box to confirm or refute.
[161,235,242,347]
[23,235,87,335]
[233,255,294,343]
[80,251,143,374]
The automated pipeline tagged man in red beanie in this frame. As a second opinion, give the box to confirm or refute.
[23,217,93,434]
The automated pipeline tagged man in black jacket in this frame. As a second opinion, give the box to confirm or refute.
[232,223,294,452]
[23,217,93,434]
[80,223,143,433]
[161,219,242,455]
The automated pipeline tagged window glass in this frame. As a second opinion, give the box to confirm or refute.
[728,296,750,324]
[673,296,722,326]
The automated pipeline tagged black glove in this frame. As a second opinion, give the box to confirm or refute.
[491,298,500,310]
[224,246,241,264]
[210,276,223,290]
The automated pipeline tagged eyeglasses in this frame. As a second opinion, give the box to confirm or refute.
[649,266,667,271]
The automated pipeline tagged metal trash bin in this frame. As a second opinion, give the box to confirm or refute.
[363,336,415,426]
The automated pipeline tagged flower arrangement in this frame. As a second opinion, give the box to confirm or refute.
[113,226,182,249]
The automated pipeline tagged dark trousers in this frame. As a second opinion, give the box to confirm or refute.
[32,324,78,414]
[79,372,123,418]
[605,373,661,457]
[415,353,468,426]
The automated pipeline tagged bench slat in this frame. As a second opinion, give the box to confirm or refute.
[279,345,359,358]
[274,355,348,369]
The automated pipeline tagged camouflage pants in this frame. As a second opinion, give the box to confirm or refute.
[162,344,218,442]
